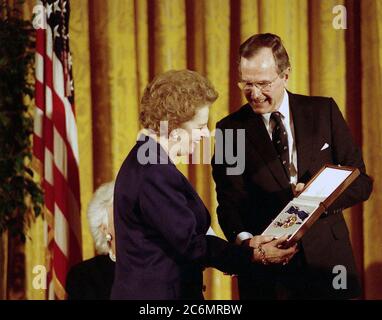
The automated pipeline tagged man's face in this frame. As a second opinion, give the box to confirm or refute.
[239,48,289,114]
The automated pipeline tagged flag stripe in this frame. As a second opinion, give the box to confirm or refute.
[33,104,44,138]
[32,134,44,158]
[54,203,69,256]
[53,242,69,286]
[35,53,44,84]
[44,148,54,185]
[43,180,54,211]
[36,27,45,60]
[45,86,53,120]
[53,127,68,179]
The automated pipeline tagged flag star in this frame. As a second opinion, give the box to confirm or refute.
[53,25,60,39]
[62,1,67,13]
[70,80,74,91]
[54,0,61,12]
[68,53,73,67]
[46,3,53,18]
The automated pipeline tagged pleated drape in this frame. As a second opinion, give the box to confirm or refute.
[361,0,382,300]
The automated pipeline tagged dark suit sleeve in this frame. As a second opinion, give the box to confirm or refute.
[66,265,95,300]
[139,165,208,261]
[205,235,253,275]
[328,98,373,211]
[211,121,250,243]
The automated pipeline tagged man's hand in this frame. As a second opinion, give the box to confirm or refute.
[248,235,274,248]
[292,183,305,196]
[248,234,298,265]
[261,235,298,264]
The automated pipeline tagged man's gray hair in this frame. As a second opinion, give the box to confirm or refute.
[87,181,115,255]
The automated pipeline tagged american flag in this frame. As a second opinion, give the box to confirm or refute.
[33,0,82,299]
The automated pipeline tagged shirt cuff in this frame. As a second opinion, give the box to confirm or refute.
[235,232,254,245]
[206,227,217,236]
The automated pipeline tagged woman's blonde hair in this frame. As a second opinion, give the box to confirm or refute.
[140,69,218,134]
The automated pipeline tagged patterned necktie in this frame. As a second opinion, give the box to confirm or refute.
[270,111,290,178]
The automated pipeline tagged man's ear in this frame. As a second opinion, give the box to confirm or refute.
[99,224,107,235]
[283,67,291,85]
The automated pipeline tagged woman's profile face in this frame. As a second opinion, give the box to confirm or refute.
[177,104,210,156]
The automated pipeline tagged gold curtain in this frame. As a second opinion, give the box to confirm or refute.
[361,0,382,300]
[19,0,382,300]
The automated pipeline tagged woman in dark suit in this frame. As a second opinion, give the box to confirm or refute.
[111,70,297,300]
[66,181,116,300]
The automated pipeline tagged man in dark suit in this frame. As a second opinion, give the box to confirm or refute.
[212,33,373,299]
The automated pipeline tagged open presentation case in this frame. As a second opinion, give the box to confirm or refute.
[262,165,360,247]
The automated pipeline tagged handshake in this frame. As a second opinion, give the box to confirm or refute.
[243,235,298,266]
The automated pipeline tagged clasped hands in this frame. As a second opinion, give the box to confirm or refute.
[246,234,298,265]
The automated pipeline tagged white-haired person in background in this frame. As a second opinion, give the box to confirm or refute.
[66,181,116,300]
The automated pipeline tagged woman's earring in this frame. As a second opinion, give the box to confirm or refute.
[171,130,180,141]
[109,250,116,262]
[106,233,116,262]
[106,233,112,242]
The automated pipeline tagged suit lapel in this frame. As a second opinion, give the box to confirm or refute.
[288,92,314,182]
[242,105,290,188]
